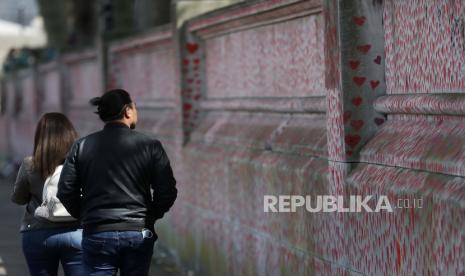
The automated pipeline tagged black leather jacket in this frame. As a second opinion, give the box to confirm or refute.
[57,122,177,234]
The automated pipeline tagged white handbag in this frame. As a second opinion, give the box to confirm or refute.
[34,165,77,222]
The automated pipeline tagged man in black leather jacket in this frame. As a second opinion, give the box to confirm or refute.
[57,89,177,276]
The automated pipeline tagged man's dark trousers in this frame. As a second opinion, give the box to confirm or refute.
[82,230,156,275]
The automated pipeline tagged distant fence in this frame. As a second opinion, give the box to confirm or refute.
[0,0,464,275]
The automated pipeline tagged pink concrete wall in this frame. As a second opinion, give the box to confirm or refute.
[63,50,104,136]
[109,45,177,100]
[118,48,177,100]
[65,53,102,105]
[16,74,35,158]
[205,14,324,98]
[167,0,465,275]
[2,80,15,157]
[7,70,36,159]
[38,62,62,113]
[384,0,465,93]
[0,80,9,156]
[343,1,465,273]
[165,0,345,274]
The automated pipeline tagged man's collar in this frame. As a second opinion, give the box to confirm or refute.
[104,121,130,129]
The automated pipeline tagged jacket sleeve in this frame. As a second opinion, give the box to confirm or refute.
[57,142,81,219]
[150,140,177,220]
[11,158,32,205]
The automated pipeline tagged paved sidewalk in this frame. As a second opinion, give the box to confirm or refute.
[0,179,184,276]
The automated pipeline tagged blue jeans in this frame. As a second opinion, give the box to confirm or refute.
[22,228,84,276]
[82,230,156,276]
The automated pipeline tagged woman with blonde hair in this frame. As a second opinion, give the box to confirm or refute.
[11,112,83,276]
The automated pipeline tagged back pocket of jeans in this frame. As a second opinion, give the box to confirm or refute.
[68,230,83,251]
[129,233,154,251]
[82,236,106,251]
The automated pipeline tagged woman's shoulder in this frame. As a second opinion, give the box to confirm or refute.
[21,156,34,171]
[23,156,33,165]
[18,156,42,184]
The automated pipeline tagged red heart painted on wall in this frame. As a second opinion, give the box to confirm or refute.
[183,103,193,111]
[345,134,361,148]
[353,76,366,87]
[357,44,371,54]
[353,16,366,26]
[374,56,381,64]
[194,58,200,65]
[343,111,352,123]
[351,96,363,106]
[346,150,353,156]
[330,26,337,36]
[183,59,189,65]
[349,60,360,70]
[370,80,380,89]
[186,43,199,54]
[374,118,385,125]
[350,120,364,130]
